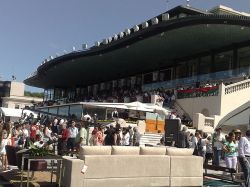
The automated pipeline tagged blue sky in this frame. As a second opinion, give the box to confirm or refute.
[0,0,249,92]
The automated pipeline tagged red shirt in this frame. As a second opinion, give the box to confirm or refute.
[61,128,69,141]
[30,124,38,139]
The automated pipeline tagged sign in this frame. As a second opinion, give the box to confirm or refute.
[146,112,165,133]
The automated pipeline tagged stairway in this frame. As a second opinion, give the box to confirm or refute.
[139,133,163,146]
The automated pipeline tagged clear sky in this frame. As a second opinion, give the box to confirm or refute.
[0,0,249,92]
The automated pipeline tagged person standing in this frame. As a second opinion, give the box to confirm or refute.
[223,132,238,169]
[128,126,133,146]
[112,108,119,122]
[78,121,88,146]
[67,120,78,152]
[205,136,213,165]
[238,130,250,187]
[114,128,121,146]
[104,125,115,145]
[58,123,69,155]
[177,126,190,148]
[132,127,140,146]
[212,128,225,166]
[122,128,130,146]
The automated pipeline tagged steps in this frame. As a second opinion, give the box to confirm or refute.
[139,133,163,146]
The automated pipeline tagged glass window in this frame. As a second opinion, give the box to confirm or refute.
[159,69,172,81]
[199,56,211,75]
[58,106,69,116]
[40,108,49,113]
[69,105,83,119]
[143,73,153,84]
[48,107,58,115]
[239,46,250,68]
[214,51,233,72]
[176,64,188,78]
[188,59,199,76]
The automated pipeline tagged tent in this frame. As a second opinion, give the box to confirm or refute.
[0,107,37,121]
[80,101,170,115]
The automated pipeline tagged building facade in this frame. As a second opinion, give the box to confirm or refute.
[0,81,42,109]
[24,5,250,104]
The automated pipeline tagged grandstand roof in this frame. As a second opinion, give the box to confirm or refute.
[24,6,250,88]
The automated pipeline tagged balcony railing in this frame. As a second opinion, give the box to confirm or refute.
[143,67,250,91]
[225,79,250,95]
[204,117,215,128]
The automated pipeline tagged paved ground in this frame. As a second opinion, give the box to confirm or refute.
[0,175,12,187]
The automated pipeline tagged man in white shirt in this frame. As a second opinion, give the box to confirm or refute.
[67,120,78,152]
[212,128,225,166]
[238,130,250,187]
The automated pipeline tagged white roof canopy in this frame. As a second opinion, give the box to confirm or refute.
[0,107,37,118]
[79,101,170,115]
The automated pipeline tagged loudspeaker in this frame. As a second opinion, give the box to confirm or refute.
[164,119,181,146]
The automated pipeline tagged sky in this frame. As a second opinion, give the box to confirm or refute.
[0,0,249,92]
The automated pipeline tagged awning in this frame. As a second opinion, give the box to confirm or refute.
[0,107,37,118]
[80,101,169,113]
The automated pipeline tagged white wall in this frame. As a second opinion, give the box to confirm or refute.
[220,81,250,117]
[2,96,42,109]
[177,79,250,130]
[177,80,250,120]
[177,95,221,118]
[10,81,25,96]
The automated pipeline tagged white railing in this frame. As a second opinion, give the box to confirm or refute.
[225,79,250,95]
[204,117,215,128]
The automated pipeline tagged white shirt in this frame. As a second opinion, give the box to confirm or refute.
[23,129,30,138]
[112,111,119,118]
[122,132,130,146]
[238,136,250,157]
[213,134,225,150]
[69,127,78,138]
[201,138,207,152]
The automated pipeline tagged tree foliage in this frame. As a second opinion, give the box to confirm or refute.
[24,91,44,98]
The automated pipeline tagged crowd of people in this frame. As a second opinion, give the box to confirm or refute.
[0,111,142,170]
[177,126,250,187]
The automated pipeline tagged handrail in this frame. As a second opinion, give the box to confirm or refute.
[174,100,192,120]
[225,79,250,95]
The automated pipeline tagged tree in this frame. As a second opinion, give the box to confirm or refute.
[24,91,44,98]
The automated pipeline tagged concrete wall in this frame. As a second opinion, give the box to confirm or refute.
[220,80,250,117]
[177,94,221,119]
[177,79,250,130]
[177,80,250,119]
[10,81,25,96]
[2,96,42,109]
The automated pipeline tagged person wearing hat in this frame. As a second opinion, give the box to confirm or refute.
[238,130,250,187]
[232,129,242,143]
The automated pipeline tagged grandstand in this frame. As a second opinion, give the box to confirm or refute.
[24,5,250,132]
